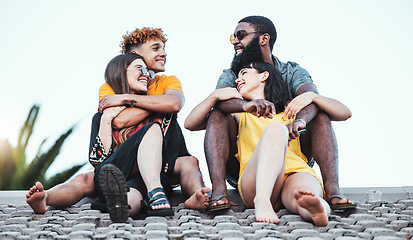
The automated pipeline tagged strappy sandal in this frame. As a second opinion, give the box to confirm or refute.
[145,187,174,216]
[98,164,129,223]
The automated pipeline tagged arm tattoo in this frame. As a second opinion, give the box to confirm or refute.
[130,100,137,107]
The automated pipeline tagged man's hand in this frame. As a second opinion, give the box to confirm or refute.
[99,94,127,112]
[242,99,275,118]
[286,119,306,141]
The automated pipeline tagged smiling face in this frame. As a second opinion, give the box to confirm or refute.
[132,39,166,73]
[126,58,150,94]
[235,67,268,100]
[232,22,260,57]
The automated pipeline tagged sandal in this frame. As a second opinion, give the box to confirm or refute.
[145,187,174,216]
[98,164,129,223]
[328,195,357,211]
[206,195,232,213]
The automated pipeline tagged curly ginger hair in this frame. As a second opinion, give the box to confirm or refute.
[121,27,167,54]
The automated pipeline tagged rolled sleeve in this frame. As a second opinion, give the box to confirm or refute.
[279,61,316,99]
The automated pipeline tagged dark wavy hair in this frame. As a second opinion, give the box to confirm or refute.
[104,53,145,149]
[104,53,144,94]
[241,62,289,113]
[239,16,277,50]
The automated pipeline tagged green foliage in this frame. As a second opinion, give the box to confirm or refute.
[0,104,85,190]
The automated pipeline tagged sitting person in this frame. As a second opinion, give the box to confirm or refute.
[185,62,351,226]
[204,15,355,212]
[26,27,209,221]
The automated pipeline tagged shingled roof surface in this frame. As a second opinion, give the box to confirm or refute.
[1,187,412,239]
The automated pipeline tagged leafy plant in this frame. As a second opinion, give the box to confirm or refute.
[0,104,85,190]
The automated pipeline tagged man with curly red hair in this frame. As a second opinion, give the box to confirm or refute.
[26,27,210,221]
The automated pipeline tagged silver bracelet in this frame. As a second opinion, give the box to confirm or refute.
[294,118,306,126]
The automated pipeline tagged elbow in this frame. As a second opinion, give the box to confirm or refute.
[344,110,352,120]
[169,100,183,113]
[171,103,182,113]
[341,107,352,121]
[335,109,352,121]
[112,118,127,129]
[184,119,195,131]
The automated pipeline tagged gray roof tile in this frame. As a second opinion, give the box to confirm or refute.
[2,188,413,239]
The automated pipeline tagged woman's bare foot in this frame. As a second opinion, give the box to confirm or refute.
[294,190,329,227]
[254,198,279,224]
[184,187,210,210]
[26,181,48,214]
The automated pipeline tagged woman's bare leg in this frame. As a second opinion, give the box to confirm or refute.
[137,124,169,209]
[281,172,330,226]
[239,122,288,223]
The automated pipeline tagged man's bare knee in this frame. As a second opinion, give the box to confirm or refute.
[176,156,200,172]
[72,172,95,195]
[310,111,332,128]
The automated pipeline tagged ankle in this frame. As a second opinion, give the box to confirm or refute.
[211,184,227,195]
[254,196,271,206]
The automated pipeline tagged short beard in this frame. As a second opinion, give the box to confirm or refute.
[230,36,264,75]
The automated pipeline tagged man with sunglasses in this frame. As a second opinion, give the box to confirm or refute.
[204,16,355,212]
[26,27,210,219]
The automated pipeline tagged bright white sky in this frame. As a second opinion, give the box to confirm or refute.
[1,1,412,189]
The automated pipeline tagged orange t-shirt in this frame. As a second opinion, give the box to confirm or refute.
[99,74,183,99]
[98,74,183,142]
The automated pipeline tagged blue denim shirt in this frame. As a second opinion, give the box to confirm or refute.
[216,55,316,100]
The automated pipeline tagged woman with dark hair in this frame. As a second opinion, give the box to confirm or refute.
[26,28,210,221]
[89,53,175,221]
[185,62,351,226]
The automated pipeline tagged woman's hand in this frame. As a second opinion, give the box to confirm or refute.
[211,88,243,101]
[102,106,126,120]
[99,94,127,112]
[284,92,318,119]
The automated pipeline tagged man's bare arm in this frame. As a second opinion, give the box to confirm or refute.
[99,89,184,114]
[215,98,246,114]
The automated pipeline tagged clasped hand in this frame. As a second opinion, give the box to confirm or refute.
[242,99,275,119]
[99,94,126,112]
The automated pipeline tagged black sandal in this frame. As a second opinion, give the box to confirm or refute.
[145,187,174,216]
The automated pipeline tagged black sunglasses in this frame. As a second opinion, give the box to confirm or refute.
[230,30,261,44]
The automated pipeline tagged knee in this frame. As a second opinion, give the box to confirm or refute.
[73,172,95,195]
[208,109,225,121]
[310,111,332,128]
[265,122,289,141]
[147,123,162,137]
[176,156,200,171]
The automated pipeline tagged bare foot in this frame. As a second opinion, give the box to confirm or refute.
[254,198,280,224]
[26,182,47,214]
[184,187,210,210]
[294,190,329,227]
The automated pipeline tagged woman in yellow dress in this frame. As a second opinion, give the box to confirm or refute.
[185,62,351,226]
